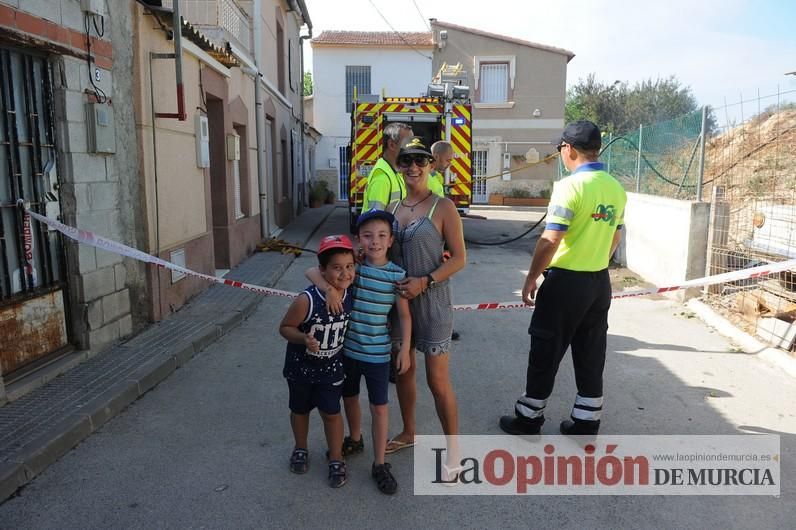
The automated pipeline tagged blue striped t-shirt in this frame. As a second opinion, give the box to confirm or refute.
[344,260,406,363]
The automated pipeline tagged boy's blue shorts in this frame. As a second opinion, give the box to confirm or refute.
[287,379,343,415]
[342,357,390,406]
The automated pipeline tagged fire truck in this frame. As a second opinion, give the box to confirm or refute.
[346,64,473,232]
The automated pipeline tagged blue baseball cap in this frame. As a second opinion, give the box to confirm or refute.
[356,208,395,231]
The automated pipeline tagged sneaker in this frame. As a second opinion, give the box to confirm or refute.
[499,415,544,435]
[328,460,347,488]
[289,448,309,474]
[371,462,398,495]
[560,419,600,435]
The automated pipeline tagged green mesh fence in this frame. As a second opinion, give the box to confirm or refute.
[559,109,706,200]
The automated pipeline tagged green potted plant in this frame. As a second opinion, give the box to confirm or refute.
[309,180,329,208]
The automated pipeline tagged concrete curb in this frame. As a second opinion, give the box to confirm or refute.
[687,299,796,378]
[0,206,337,504]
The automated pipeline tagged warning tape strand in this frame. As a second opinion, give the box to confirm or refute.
[27,209,796,312]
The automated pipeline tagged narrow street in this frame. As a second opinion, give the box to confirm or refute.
[1,207,794,528]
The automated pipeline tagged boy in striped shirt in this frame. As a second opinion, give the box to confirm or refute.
[307,209,411,494]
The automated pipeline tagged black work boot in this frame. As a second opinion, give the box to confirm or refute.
[560,418,600,435]
[499,415,544,435]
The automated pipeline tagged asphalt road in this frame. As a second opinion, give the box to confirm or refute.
[1,206,794,529]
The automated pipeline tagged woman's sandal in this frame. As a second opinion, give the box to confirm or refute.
[385,436,415,454]
[441,464,463,486]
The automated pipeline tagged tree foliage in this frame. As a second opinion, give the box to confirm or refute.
[565,74,712,134]
[303,71,313,96]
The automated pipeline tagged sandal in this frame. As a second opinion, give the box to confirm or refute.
[289,448,309,474]
[441,464,463,487]
[385,436,415,454]
[328,460,347,488]
[371,462,398,495]
[342,435,364,456]
[325,435,365,460]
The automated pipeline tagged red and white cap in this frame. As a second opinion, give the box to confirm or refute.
[318,234,354,255]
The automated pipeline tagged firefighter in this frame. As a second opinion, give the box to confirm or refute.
[499,120,627,436]
[429,141,453,198]
[362,122,413,211]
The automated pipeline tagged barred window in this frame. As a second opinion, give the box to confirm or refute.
[479,63,508,103]
[0,47,63,301]
[345,66,371,112]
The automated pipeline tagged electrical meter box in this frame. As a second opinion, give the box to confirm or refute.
[86,103,116,154]
[195,114,210,167]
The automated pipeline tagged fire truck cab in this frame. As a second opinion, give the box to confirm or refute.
[346,65,473,232]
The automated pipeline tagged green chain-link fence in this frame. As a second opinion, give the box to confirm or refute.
[559,108,707,200]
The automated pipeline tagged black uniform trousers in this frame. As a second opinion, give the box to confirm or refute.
[525,267,612,401]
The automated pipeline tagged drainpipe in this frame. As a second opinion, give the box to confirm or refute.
[299,31,312,208]
[155,0,187,121]
[253,0,270,237]
[294,0,312,208]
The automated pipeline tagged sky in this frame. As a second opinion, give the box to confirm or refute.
[302,0,796,126]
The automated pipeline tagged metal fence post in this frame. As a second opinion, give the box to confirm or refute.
[635,124,643,193]
[697,105,708,202]
[606,132,613,173]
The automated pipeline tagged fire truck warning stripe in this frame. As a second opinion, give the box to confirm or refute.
[26,208,796,311]
[453,105,471,120]
[358,145,378,161]
[356,128,378,146]
[450,129,469,154]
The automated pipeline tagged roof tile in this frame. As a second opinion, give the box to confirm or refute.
[311,30,433,48]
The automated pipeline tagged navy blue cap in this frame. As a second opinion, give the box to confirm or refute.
[356,208,395,231]
[555,120,601,150]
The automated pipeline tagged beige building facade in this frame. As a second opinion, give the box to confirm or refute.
[0,0,312,401]
[430,20,573,203]
[133,0,311,321]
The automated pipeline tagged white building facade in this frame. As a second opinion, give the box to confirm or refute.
[309,31,432,198]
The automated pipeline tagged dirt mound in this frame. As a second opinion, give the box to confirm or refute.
[704,109,796,201]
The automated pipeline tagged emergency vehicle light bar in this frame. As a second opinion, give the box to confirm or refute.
[384,97,439,103]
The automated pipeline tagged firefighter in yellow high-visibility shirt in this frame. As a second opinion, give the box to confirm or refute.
[362,123,413,211]
[428,141,453,198]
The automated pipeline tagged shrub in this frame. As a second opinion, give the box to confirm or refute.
[505,187,531,198]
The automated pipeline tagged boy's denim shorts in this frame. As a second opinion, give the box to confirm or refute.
[341,357,390,406]
[287,378,343,415]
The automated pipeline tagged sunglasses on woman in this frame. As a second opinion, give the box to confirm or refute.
[397,154,433,168]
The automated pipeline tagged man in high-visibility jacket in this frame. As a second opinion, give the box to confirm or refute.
[499,120,627,437]
[429,141,453,198]
[362,122,413,211]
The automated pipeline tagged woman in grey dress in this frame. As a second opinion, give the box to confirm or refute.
[384,138,466,477]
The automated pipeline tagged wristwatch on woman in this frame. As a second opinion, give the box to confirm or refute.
[426,273,437,289]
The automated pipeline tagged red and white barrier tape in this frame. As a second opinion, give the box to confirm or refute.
[28,209,796,312]
[27,210,295,299]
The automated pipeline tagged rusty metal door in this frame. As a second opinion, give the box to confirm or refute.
[0,46,69,379]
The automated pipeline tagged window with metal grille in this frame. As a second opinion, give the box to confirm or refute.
[479,63,508,103]
[472,149,488,202]
[345,66,371,112]
[0,47,63,302]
